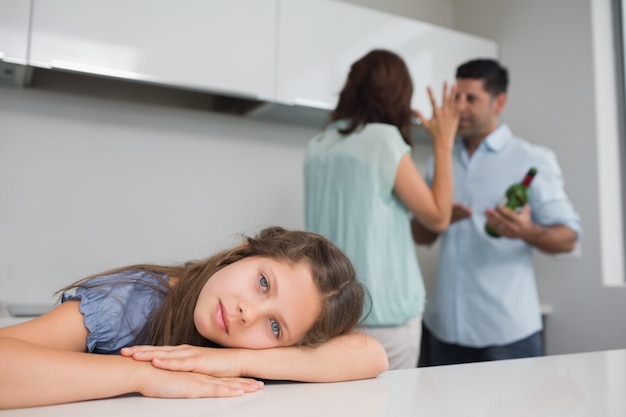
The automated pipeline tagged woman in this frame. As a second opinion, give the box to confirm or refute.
[304,49,459,369]
[0,226,388,409]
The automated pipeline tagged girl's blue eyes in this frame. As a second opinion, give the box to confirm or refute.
[259,276,269,290]
[270,319,280,337]
[259,275,281,338]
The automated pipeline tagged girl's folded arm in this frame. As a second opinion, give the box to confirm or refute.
[126,331,389,382]
[239,331,389,382]
[0,302,259,409]
[0,337,149,409]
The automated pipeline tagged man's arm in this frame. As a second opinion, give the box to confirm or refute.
[411,217,439,245]
[520,223,578,253]
[412,203,473,245]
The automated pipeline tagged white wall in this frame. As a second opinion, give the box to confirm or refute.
[0,87,317,304]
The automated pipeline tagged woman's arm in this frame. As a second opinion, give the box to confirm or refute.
[395,84,459,233]
[0,302,260,409]
[123,331,389,382]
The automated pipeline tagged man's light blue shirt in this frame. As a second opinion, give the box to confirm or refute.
[304,122,425,327]
[423,124,582,347]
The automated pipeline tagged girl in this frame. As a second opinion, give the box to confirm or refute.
[0,227,388,409]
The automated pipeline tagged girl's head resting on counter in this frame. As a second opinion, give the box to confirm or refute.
[63,226,367,350]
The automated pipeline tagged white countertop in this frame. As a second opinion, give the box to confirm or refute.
[2,348,624,416]
[0,303,52,328]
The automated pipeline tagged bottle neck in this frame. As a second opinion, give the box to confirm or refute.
[521,170,537,187]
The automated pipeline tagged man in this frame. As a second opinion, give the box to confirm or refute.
[413,59,582,366]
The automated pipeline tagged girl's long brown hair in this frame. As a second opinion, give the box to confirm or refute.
[330,49,415,145]
[60,227,366,348]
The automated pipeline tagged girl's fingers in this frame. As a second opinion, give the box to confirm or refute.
[203,377,263,395]
[123,344,193,354]
[122,345,200,362]
[122,345,176,354]
[134,349,194,361]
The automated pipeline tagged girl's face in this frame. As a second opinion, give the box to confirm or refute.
[194,256,322,349]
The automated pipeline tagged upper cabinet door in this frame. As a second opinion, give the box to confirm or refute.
[277,0,497,114]
[29,0,278,100]
[0,0,31,64]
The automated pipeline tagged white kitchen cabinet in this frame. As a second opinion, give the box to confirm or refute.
[29,0,278,100]
[277,0,497,116]
[0,0,31,64]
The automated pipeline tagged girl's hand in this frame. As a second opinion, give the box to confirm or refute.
[138,363,263,399]
[122,344,244,378]
[413,82,459,150]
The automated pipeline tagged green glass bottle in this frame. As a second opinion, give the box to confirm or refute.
[485,167,538,238]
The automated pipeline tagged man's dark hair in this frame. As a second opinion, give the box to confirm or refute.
[456,58,508,96]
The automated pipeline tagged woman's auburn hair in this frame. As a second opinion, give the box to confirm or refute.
[62,226,366,348]
[330,48,415,145]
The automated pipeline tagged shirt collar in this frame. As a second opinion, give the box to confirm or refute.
[479,123,512,152]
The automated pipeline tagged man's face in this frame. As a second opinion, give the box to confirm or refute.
[455,78,505,140]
